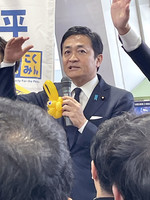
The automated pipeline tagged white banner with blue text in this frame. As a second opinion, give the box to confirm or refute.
[0,0,55,92]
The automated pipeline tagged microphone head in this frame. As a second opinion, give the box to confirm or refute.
[61,76,71,87]
[61,76,71,96]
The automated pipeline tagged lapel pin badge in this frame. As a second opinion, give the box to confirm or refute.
[94,94,99,101]
[101,96,105,100]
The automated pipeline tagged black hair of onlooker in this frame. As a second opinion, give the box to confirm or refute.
[91,112,150,200]
[0,97,73,200]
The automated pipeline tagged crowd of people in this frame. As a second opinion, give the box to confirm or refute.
[0,0,149,199]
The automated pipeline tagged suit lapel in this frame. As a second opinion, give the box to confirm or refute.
[84,75,110,120]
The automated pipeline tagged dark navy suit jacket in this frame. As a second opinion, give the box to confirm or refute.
[0,66,134,200]
[125,41,150,81]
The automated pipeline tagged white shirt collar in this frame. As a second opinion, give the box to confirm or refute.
[71,75,99,99]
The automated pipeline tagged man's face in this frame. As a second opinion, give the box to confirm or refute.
[62,35,102,86]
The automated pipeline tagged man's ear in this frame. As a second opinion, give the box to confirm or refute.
[91,160,98,180]
[96,54,103,69]
[112,184,124,200]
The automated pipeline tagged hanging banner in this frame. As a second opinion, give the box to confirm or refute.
[0,0,55,92]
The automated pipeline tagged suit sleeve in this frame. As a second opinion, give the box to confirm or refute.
[126,42,150,81]
[0,66,17,99]
[77,91,134,147]
[0,66,48,110]
[17,91,48,110]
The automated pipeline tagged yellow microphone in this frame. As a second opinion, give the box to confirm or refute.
[43,80,63,119]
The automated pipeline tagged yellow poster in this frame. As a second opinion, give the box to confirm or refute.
[16,84,30,95]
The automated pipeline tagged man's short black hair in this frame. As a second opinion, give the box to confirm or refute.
[91,112,150,200]
[90,113,132,194]
[60,26,103,58]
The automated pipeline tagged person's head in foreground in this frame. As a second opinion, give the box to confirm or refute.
[0,97,72,200]
[91,112,150,200]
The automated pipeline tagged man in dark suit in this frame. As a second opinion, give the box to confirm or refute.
[111,0,150,81]
[0,27,134,200]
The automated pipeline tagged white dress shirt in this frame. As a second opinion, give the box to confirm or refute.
[119,28,141,52]
[71,75,99,133]
[0,62,15,68]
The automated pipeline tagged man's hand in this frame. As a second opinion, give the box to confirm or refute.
[4,37,33,63]
[111,0,131,35]
[62,96,87,129]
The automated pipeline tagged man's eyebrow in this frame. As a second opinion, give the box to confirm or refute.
[63,45,71,49]
[63,44,85,49]
[77,45,85,48]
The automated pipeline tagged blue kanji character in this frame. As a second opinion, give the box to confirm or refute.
[0,10,27,37]
[23,66,32,74]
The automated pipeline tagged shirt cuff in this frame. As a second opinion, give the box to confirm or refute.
[78,120,88,133]
[119,28,141,52]
[0,62,15,69]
